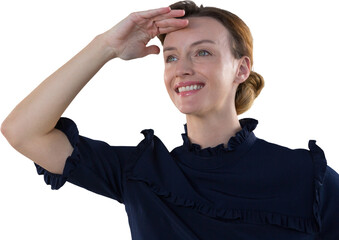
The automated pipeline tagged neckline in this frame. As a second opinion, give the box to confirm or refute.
[177,118,258,169]
[181,118,258,156]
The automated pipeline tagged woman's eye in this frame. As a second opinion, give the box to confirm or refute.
[197,50,211,57]
[166,55,178,63]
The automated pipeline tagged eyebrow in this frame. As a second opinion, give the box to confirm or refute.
[163,39,216,52]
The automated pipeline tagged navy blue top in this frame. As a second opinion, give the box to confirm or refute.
[35,118,339,240]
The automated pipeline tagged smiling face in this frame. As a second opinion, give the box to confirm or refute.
[163,17,244,117]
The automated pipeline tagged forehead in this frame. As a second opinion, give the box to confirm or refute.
[163,16,230,47]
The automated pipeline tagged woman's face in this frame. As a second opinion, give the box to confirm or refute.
[163,17,243,117]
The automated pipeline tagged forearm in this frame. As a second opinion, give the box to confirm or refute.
[1,34,114,146]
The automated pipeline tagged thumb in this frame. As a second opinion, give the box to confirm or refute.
[144,45,160,56]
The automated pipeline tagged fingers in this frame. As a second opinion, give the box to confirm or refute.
[156,19,189,35]
[151,9,187,36]
[137,7,185,21]
[152,9,186,22]
[134,7,188,39]
[144,45,161,56]
[137,7,171,19]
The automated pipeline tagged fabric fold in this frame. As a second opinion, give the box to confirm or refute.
[308,140,327,232]
[35,118,80,190]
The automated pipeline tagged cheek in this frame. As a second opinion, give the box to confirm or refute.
[163,68,173,91]
[219,62,236,85]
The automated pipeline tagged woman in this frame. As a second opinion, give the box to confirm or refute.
[1,1,338,239]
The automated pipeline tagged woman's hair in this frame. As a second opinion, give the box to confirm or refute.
[158,1,264,115]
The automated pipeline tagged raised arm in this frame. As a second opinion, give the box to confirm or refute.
[1,7,188,174]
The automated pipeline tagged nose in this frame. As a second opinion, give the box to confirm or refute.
[175,57,194,77]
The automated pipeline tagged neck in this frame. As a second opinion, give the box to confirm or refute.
[186,110,241,149]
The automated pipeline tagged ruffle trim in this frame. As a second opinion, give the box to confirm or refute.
[129,130,327,234]
[34,118,80,190]
[130,174,319,234]
[182,118,258,155]
[308,140,327,233]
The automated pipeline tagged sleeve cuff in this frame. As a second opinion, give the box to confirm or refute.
[34,117,80,190]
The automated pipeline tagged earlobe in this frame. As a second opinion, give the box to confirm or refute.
[235,56,251,83]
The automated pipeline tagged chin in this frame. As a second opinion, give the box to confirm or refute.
[176,104,203,116]
[171,97,208,116]
[176,105,193,114]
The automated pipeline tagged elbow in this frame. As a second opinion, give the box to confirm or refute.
[1,118,24,149]
[1,118,11,141]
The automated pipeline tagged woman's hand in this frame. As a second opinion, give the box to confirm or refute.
[104,7,188,60]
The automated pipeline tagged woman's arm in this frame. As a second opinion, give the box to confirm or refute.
[1,7,188,174]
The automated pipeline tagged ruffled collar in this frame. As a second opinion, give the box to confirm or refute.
[181,118,258,156]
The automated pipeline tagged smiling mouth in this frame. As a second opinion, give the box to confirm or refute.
[175,83,205,93]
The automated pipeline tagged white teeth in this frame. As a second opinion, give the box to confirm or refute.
[178,84,203,93]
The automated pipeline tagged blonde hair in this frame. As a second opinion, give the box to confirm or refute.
[158,1,264,115]
[235,71,264,114]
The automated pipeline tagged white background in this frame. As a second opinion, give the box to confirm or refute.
[1,0,338,239]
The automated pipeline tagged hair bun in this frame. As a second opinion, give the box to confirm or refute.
[235,71,264,115]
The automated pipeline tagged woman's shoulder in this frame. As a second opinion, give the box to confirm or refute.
[249,138,328,195]
[253,137,326,166]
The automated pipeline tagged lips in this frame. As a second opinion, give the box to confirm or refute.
[174,81,205,94]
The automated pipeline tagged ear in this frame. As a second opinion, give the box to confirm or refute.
[234,56,251,84]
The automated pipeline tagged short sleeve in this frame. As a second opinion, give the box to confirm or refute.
[35,117,137,203]
[316,166,339,239]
